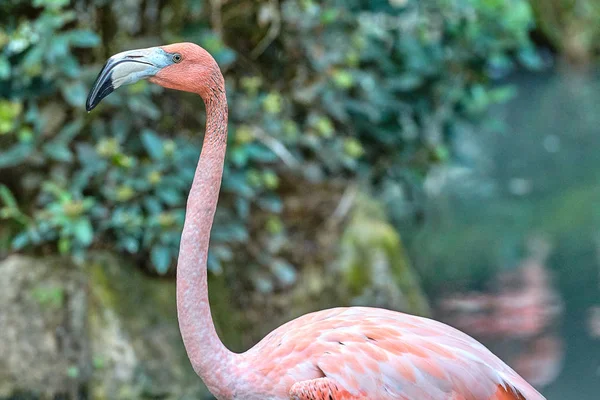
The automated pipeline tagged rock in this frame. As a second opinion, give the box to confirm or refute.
[0,254,210,400]
[87,253,208,400]
[0,255,87,399]
[337,194,431,316]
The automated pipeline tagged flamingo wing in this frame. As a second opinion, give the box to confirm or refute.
[289,377,368,400]
[289,379,526,400]
[308,308,541,399]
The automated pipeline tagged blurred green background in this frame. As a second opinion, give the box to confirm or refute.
[0,0,598,399]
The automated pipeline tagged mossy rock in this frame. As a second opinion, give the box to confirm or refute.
[0,253,221,400]
[0,255,87,399]
[338,193,431,316]
[86,252,211,399]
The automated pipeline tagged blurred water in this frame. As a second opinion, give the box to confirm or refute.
[416,68,600,398]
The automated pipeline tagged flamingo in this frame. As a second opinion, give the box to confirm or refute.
[86,43,545,400]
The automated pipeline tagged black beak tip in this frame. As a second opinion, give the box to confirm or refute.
[85,97,96,112]
[86,67,115,112]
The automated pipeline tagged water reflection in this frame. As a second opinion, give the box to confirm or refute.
[439,236,564,388]
[411,69,600,398]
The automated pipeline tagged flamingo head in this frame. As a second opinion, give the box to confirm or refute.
[86,42,221,111]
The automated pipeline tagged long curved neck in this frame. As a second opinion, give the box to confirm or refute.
[176,74,236,398]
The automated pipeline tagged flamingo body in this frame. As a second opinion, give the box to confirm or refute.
[233,307,540,399]
[85,42,545,400]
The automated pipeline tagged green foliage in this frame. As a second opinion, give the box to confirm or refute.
[0,0,538,275]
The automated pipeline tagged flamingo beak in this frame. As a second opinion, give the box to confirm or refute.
[86,47,173,111]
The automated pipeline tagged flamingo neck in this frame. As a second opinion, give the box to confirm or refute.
[176,79,236,398]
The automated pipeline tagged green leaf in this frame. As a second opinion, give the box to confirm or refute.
[386,74,423,92]
[72,218,94,246]
[143,197,163,214]
[214,48,236,67]
[128,97,161,120]
[0,58,10,79]
[151,246,171,274]
[157,188,181,206]
[48,36,69,62]
[12,232,30,250]
[518,47,544,70]
[61,81,87,107]
[229,147,249,167]
[56,120,84,143]
[120,237,139,253]
[60,55,80,77]
[58,237,71,254]
[43,142,73,162]
[246,144,277,162]
[22,47,44,77]
[222,173,254,197]
[257,195,283,213]
[0,184,17,208]
[332,70,354,89]
[211,223,248,242]
[0,143,33,168]
[207,252,222,274]
[141,130,164,160]
[67,30,100,48]
[270,259,297,286]
[235,197,250,219]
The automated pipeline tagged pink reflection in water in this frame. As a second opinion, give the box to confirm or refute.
[512,334,564,387]
[438,237,564,388]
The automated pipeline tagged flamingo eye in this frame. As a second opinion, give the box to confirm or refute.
[172,53,182,63]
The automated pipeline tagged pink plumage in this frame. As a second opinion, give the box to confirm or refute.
[231,307,543,399]
[86,42,546,400]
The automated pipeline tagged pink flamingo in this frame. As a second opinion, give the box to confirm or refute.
[86,43,545,400]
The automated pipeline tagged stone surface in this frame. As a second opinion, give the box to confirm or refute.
[0,254,209,400]
[0,255,87,399]
[338,194,431,316]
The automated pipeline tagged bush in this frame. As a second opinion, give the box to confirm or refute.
[0,0,538,277]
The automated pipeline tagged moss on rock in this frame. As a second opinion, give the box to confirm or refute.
[0,255,87,399]
[0,253,216,400]
[86,252,209,399]
[338,194,431,316]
